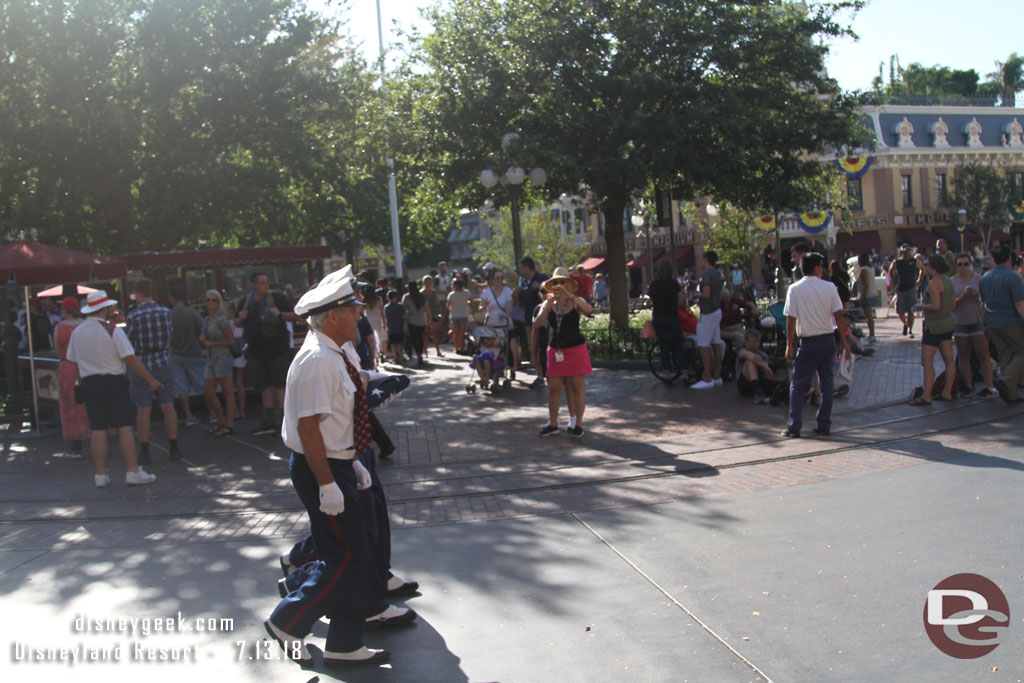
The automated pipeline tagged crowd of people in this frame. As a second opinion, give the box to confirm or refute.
[644,237,1024,438]
[23,255,609,483]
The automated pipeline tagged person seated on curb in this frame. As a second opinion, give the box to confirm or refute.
[736,329,781,405]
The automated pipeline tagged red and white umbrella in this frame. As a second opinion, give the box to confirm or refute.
[35,284,99,297]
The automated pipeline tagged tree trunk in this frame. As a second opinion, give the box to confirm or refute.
[602,201,629,329]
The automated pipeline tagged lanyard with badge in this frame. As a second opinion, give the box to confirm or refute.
[551,297,573,363]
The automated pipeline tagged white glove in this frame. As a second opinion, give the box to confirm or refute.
[352,460,372,490]
[319,482,345,516]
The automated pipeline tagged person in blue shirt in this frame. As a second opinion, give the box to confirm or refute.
[978,243,1024,403]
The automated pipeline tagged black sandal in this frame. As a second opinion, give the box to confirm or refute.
[908,397,932,406]
[212,425,235,437]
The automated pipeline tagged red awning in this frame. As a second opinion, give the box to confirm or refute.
[653,245,696,266]
[630,248,665,268]
[0,241,126,286]
[896,228,935,249]
[121,245,332,270]
[836,230,881,252]
[579,256,606,270]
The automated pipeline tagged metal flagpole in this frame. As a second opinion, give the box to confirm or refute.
[377,0,404,278]
[24,286,40,432]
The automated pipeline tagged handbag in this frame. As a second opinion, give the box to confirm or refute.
[640,320,656,339]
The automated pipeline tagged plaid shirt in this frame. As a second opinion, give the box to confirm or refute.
[125,301,172,369]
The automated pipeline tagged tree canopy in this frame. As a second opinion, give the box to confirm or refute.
[0,0,389,255]
[407,0,869,327]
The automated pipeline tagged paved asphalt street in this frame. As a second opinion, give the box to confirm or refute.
[2,312,1023,682]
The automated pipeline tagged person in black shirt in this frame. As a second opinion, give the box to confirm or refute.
[518,257,547,387]
[532,268,593,438]
[648,261,688,383]
[235,272,298,435]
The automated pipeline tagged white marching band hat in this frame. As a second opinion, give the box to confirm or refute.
[294,265,366,317]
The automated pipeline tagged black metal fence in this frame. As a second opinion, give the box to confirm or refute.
[581,326,648,361]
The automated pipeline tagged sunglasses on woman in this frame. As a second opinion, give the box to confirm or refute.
[956,262,971,267]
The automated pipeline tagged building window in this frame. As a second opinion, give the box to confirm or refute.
[901,175,913,208]
[847,178,863,211]
[1010,172,1023,201]
[936,173,948,206]
[575,208,585,234]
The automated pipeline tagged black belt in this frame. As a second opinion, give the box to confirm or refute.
[799,333,833,340]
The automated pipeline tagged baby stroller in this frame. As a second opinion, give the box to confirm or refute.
[465,325,511,394]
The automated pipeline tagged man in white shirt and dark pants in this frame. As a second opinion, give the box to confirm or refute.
[66,290,161,487]
[781,253,851,437]
[264,266,402,669]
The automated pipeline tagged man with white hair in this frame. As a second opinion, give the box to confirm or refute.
[265,266,410,669]
[67,290,161,487]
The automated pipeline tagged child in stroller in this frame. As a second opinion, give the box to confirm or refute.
[466,325,510,394]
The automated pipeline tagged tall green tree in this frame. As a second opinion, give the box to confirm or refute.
[409,0,868,328]
[0,0,386,254]
[985,52,1024,107]
[472,205,588,277]
[948,162,1018,254]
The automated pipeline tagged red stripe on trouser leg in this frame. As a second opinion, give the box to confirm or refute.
[283,516,352,633]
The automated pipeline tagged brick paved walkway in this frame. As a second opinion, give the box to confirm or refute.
[2,305,1016,553]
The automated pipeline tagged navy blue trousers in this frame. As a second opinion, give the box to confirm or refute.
[284,448,390,618]
[269,453,371,653]
[788,335,836,434]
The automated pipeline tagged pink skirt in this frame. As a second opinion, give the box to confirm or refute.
[546,343,592,377]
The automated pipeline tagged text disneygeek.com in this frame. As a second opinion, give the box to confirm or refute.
[9,612,235,666]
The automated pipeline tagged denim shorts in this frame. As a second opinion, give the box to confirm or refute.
[954,323,985,337]
[129,364,176,406]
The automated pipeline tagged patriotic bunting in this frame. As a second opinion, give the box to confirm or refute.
[755,216,777,232]
[1012,200,1024,219]
[833,156,874,179]
[796,210,833,234]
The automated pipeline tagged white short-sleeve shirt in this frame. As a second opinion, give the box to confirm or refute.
[783,276,843,338]
[281,330,358,456]
[66,317,135,377]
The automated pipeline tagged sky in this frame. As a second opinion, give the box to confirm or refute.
[318,0,1020,94]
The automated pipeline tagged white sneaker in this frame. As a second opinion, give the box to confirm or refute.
[125,469,156,485]
[94,473,110,488]
[69,451,84,459]
[185,416,201,426]
[691,380,715,389]
[713,378,723,387]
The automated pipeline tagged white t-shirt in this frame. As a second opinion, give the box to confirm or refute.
[479,285,513,329]
[281,331,357,457]
[783,276,843,338]
[66,317,135,377]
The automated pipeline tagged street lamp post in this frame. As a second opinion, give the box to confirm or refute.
[632,213,653,283]
[957,207,968,254]
[480,134,546,268]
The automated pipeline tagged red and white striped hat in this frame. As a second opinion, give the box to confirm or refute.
[80,290,118,314]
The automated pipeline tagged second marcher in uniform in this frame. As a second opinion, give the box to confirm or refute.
[264,266,415,669]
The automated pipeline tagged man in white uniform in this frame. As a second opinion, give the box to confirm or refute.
[264,266,409,669]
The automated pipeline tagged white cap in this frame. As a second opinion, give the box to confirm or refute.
[294,265,365,317]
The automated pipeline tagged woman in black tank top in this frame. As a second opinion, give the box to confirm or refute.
[531,268,594,438]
